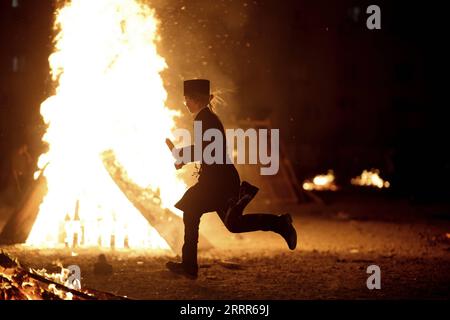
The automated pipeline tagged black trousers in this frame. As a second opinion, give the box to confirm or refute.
[182,206,283,271]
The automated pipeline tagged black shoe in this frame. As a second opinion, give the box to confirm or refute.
[279,214,297,250]
[165,261,198,280]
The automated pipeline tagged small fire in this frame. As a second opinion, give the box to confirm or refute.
[31,264,77,300]
[302,170,338,191]
[1,252,125,300]
[351,169,390,189]
[27,0,186,249]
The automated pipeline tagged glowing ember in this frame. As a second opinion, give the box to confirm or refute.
[27,0,186,249]
[351,169,390,189]
[1,252,125,300]
[302,170,338,191]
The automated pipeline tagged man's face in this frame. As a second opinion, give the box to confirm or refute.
[184,95,199,114]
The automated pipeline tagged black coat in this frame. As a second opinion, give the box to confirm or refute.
[175,107,240,214]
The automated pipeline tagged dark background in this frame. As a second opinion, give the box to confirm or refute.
[0,0,447,204]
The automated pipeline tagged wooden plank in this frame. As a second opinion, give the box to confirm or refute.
[101,150,213,255]
[0,173,47,245]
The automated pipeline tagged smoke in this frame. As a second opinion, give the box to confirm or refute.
[146,0,253,125]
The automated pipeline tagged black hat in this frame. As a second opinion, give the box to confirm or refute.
[183,79,210,97]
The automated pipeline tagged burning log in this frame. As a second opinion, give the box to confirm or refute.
[0,252,128,300]
[101,150,213,255]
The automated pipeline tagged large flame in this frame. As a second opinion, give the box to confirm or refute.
[26,0,185,249]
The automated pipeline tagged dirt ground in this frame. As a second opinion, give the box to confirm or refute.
[1,192,450,299]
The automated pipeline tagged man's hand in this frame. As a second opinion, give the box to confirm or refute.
[166,138,185,170]
[165,138,175,152]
